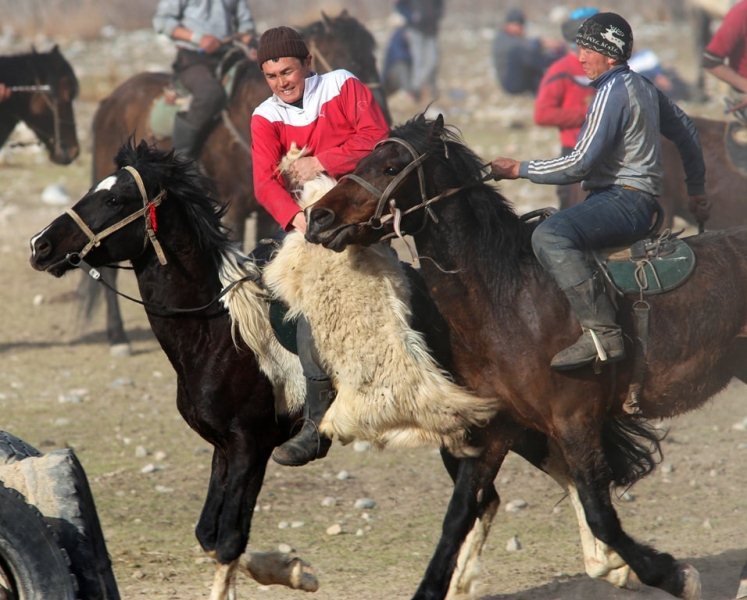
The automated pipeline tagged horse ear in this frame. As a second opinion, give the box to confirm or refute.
[321,11,332,30]
[432,114,445,137]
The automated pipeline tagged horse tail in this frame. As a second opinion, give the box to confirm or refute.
[602,415,664,488]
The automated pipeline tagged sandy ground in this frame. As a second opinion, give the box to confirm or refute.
[2,12,747,600]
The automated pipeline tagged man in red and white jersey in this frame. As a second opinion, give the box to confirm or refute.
[250,26,389,466]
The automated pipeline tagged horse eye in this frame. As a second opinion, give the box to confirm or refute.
[384,166,399,176]
[105,195,121,207]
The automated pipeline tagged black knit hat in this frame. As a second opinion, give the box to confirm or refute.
[575,12,633,61]
[257,26,310,66]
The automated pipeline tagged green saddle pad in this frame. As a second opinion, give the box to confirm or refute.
[269,300,299,355]
[601,237,696,295]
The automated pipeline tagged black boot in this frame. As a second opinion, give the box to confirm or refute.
[172,113,202,160]
[272,379,335,466]
[551,278,625,371]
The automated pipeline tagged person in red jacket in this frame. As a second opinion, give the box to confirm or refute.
[702,0,747,118]
[533,7,598,207]
[251,26,389,466]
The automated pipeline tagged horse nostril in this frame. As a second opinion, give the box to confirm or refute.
[310,207,335,229]
[33,237,52,259]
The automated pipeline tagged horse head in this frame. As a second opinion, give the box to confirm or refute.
[301,12,391,125]
[307,113,476,251]
[30,141,221,277]
[22,46,80,164]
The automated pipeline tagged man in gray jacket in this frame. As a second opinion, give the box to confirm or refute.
[491,12,708,371]
[153,0,257,158]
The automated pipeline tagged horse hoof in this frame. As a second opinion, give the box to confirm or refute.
[289,557,319,592]
[680,564,701,600]
[109,343,132,357]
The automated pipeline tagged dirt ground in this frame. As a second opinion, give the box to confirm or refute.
[2,11,747,600]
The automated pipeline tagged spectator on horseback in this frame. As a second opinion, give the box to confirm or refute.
[251,26,389,466]
[490,12,707,371]
[153,0,257,159]
[533,6,598,205]
[702,0,747,119]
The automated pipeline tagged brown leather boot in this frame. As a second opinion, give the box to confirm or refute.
[272,379,335,466]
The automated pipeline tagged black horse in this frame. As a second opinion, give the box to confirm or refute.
[0,46,79,164]
[82,11,390,357]
[29,141,320,599]
[306,114,747,599]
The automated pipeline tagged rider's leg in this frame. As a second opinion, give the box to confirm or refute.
[272,316,334,466]
[531,186,660,371]
[172,50,226,159]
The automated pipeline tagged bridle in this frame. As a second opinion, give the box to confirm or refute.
[62,165,258,317]
[65,166,167,269]
[338,137,492,241]
[307,38,383,92]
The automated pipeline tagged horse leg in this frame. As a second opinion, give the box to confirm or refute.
[559,421,701,600]
[437,449,500,600]
[509,428,637,588]
[101,267,131,356]
[195,448,229,554]
[412,426,516,600]
[736,560,747,599]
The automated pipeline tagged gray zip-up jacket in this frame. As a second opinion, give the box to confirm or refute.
[518,65,706,197]
[153,0,256,50]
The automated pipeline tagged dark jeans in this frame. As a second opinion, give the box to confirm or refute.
[173,49,227,131]
[532,185,661,290]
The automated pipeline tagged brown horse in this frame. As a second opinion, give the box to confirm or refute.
[562,115,747,231]
[306,114,747,599]
[84,10,390,354]
[0,46,79,164]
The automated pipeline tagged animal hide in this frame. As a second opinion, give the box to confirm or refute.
[220,150,497,455]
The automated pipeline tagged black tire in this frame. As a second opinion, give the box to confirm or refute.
[0,435,120,599]
[0,431,41,464]
[0,482,77,600]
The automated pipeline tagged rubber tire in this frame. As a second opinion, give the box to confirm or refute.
[0,433,120,599]
[0,482,77,600]
[0,431,41,464]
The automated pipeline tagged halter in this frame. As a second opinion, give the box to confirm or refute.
[339,137,492,241]
[65,165,167,267]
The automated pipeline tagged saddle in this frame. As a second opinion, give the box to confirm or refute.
[595,231,696,297]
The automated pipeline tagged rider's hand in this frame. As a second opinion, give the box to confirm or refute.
[688,194,711,224]
[291,211,307,233]
[197,33,223,54]
[0,84,11,102]
[289,156,324,184]
[490,157,520,180]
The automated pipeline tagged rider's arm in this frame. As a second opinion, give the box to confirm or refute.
[703,2,747,93]
[658,89,706,197]
[251,114,305,231]
[235,0,257,37]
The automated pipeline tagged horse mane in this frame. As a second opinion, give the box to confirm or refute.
[0,46,78,95]
[300,11,377,55]
[390,114,540,295]
[114,141,234,272]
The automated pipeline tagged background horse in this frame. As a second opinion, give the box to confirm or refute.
[84,10,390,356]
[306,114,747,599]
[29,141,319,600]
[0,45,79,164]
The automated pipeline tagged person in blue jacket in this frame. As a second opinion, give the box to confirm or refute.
[490,12,708,371]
